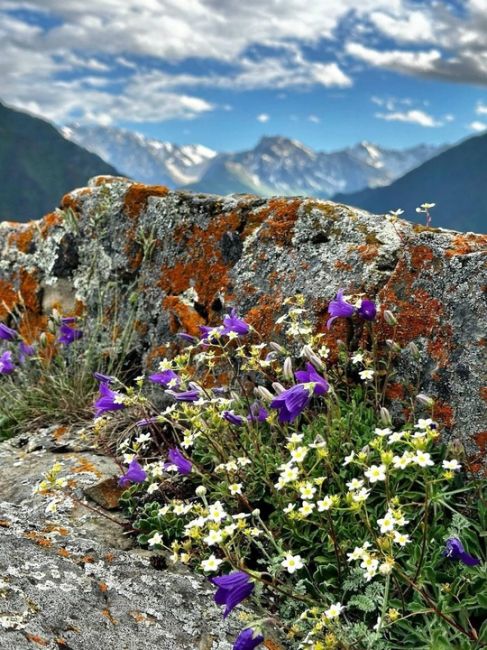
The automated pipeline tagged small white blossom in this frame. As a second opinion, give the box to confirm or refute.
[201,554,223,572]
[148,532,163,547]
[204,529,224,546]
[442,459,461,471]
[346,478,364,491]
[299,501,315,517]
[392,453,413,470]
[388,432,404,444]
[299,483,317,500]
[290,446,308,463]
[393,531,411,546]
[351,352,364,364]
[364,464,386,483]
[352,488,371,503]
[413,451,434,468]
[317,496,334,511]
[377,512,396,534]
[324,603,344,619]
[281,553,304,574]
[229,483,243,495]
[343,451,355,466]
[359,369,375,381]
[374,427,391,437]
[147,483,159,495]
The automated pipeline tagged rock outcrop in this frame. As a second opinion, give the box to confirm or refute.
[0,426,240,649]
[0,176,485,467]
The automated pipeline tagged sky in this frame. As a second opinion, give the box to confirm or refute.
[1,0,487,152]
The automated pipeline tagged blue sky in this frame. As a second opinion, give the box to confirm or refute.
[1,0,486,152]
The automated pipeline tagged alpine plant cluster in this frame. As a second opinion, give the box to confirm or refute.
[11,290,485,649]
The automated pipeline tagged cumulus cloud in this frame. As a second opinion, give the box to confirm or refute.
[1,0,487,125]
[257,113,270,123]
[375,109,446,127]
[469,120,486,131]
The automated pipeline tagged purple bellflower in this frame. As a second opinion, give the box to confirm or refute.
[18,341,35,364]
[0,350,15,374]
[58,322,83,345]
[165,448,192,475]
[294,363,330,396]
[247,402,269,423]
[0,323,17,341]
[149,369,180,387]
[443,537,481,566]
[211,571,254,619]
[118,458,147,488]
[223,410,245,426]
[222,309,250,336]
[93,372,115,384]
[327,289,377,329]
[166,388,201,402]
[270,384,311,423]
[358,299,377,321]
[233,628,264,650]
[93,383,126,417]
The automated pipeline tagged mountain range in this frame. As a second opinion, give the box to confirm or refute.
[64,124,441,199]
[335,131,487,233]
[0,100,485,233]
[0,101,117,222]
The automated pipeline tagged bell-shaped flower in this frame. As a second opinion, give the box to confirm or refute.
[118,458,147,488]
[211,571,254,618]
[0,323,17,341]
[222,309,250,336]
[270,384,310,423]
[358,299,377,321]
[223,410,245,426]
[326,289,355,329]
[18,341,35,364]
[247,402,269,423]
[58,322,83,345]
[165,448,192,475]
[93,383,126,417]
[233,628,264,650]
[443,537,480,566]
[0,350,15,374]
[294,363,329,396]
[149,369,180,387]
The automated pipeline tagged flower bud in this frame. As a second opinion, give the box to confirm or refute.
[302,345,325,370]
[406,341,420,360]
[255,386,274,402]
[272,382,286,394]
[251,508,261,517]
[39,332,48,347]
[283,357,293,380]
[195,485,207,498]
[380,407,392,427]
[416,393,434,407]
[385,339,401,353]
[383,310,397,326]
[269,342,286,354]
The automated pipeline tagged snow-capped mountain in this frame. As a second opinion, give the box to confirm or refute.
[62,125,442,198]
[187,137,443,197]
[61,125,217,187]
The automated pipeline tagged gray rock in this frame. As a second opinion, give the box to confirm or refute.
[0,178,485,468]
[0,428,240,649]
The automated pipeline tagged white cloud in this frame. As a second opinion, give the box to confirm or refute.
[469,120,487,131]
[257,113,270,123]
[375,109,445,127]
[308,114,321,123]
[346,42,442,75]
[476,102,487,115]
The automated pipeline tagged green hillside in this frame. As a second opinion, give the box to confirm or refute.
[334,132,487,233]
[0,101,118,222]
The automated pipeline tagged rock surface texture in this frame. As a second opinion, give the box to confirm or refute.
[0,427,239,649]
[0,176,486,467]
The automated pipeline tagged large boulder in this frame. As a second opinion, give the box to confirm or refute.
[0,176,485,468]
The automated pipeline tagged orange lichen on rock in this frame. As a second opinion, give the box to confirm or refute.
[25,634,49,646]
[356,243,379,263]
[385,382,406,400]
[39,212,63,239]
[163,296,205,336]
[432,400,455,429]
[245,294,285,338]
[7,223,36,253]
[159,212,240,308]
[17,268,41,313]
[0,278,18,318]
[335,260,353,271]
[410,245,435,270]
[445,233,487,258]
[257,198,302,246]
[124,183,169,219]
